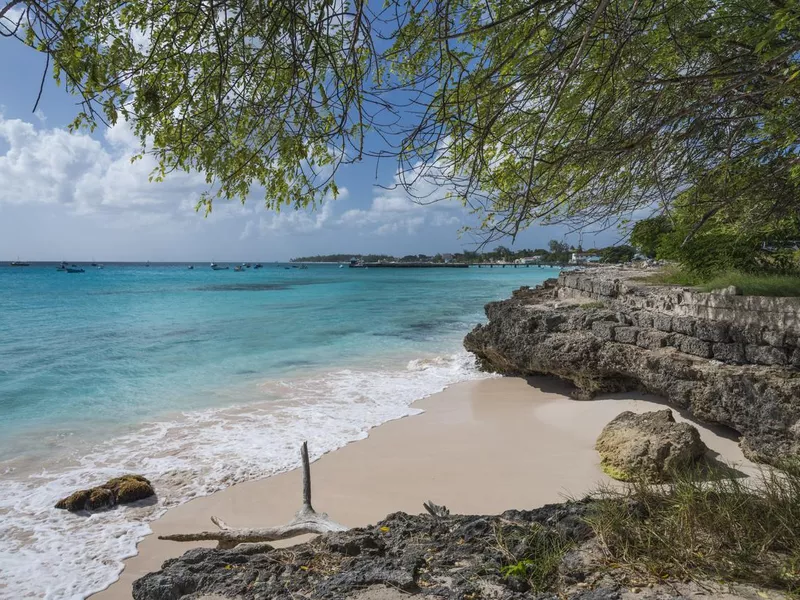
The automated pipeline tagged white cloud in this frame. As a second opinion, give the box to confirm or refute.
[337,167,463,236]
[0,116,208,223]
[239,220,256,240]
[0,114,467,245]
[242,187,348,237]
[0,5,24,34]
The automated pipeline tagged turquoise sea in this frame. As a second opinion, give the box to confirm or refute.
[0,262,560,599]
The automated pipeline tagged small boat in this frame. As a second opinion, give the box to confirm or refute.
[253,263,263,269]
[145,261,151,267]
[187,265,194,270]
[56,261,68,271]
[339,264,344,269]
[66,267,85,273]
[96,265,104,269]
[10,257,29,267]
[233,265,244,272]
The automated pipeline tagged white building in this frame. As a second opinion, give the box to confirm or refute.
[569,253,602,264]
[515,256,544,264]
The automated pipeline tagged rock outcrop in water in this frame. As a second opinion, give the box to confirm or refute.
[55,474,154,512]
[595,410,707,481]
[463,269,800,465]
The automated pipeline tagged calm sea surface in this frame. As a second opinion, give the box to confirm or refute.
[0,262,559,599]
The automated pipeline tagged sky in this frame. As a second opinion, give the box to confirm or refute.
[0,35,626,262]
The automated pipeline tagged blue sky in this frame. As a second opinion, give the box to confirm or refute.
[0,36,625,262]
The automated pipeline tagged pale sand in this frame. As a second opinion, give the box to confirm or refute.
[95,375,758,599]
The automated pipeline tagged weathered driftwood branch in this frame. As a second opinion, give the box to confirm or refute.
[423,500,450,518]
[159,442,349,549]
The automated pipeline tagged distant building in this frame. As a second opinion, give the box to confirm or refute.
[441,253,455,263]
[570,253,602,264]
[515,256,543,264]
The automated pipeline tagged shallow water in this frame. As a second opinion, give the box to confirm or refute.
[0,262,559,599]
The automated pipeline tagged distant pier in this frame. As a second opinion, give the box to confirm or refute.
[473,263,566,268]
[348,262,566,269]
[350,262,469,268]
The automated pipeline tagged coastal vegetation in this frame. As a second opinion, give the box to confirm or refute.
[496,522,574,592]
[630,211,800,280]
[640,268,800,298]
[588,463,800,594]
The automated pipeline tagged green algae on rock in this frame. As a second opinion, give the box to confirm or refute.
[595,410,707,482]
[55,474,154,512]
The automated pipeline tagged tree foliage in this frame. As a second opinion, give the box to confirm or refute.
[655,195,800,276]
[630,216,673,258]
[600,245,635,264]
[1,0,377,213]
[3,0,800,249]
[388,0,800,243]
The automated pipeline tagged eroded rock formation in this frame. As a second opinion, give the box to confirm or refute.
[464,270,800,464]
[133,503,594,600]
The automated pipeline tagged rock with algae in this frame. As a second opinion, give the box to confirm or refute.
[55,474,154,512]
[595,410,708,481]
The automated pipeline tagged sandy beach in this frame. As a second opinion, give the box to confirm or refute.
[95,375,759,599]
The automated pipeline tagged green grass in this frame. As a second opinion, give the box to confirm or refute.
[494,522,574,592]
[579,301,607,310]
[586,463,800,594]
[638,267,800,297]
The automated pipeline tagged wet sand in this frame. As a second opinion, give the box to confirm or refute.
[95,376,758,599]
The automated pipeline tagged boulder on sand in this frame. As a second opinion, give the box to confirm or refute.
[595,410,707,481]
[55,474,154,512]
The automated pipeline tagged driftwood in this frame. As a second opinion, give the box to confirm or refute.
[160,441,451,549]
[159,442,348,549]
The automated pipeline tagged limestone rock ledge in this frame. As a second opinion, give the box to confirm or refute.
[463,272,800,465]
[133,503,791,600]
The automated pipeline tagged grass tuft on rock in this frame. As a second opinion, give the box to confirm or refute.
[495,522,574,592]
[638,267,800,297]
[579,301,606,310]
[587,462,800,594]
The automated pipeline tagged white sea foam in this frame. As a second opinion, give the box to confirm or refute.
[0,351,488,600]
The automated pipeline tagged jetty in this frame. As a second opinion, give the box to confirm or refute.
[349,261,469,268]
[472,262,565,268]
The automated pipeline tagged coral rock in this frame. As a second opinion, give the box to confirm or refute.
[595,410,707,481]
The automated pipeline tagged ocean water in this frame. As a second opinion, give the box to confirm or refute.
[0,262,560,599]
